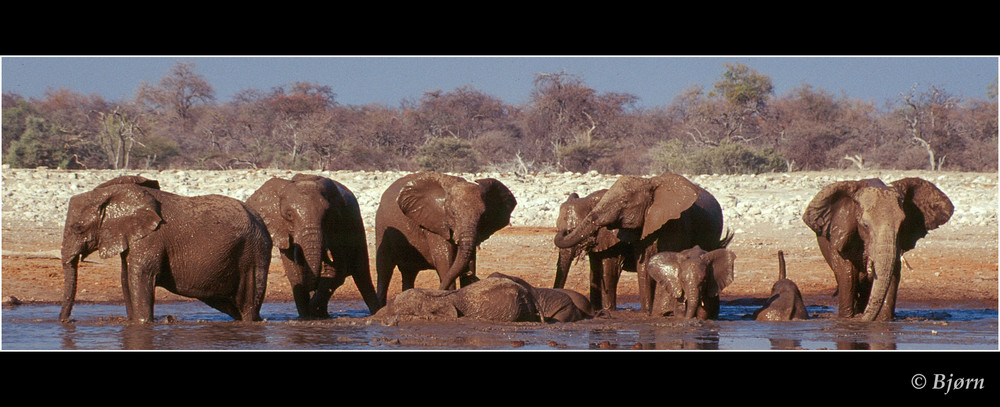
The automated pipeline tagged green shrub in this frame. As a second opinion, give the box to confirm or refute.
[653,139,785,175]
[416,137,479,173]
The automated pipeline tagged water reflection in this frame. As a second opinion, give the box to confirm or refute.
[3,302,996,350]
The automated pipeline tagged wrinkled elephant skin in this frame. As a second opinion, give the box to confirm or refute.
[247,173,379,318]
[60,176,271,323]
[753,251,809,321]
[375,172,516,306]
[645,246,736,319]
[802,178,952,321]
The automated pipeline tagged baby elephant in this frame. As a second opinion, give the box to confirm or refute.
[645,246,736,319]
[487,273,595,322]
[753,251,809,321]
[372,273,594,323]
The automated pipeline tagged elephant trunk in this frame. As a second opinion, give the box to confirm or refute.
[684,295,700,319]
[60,253,81,322]
[860,237,899,321]
[441,238,476,290]
[553,218,599,249]
[298,227,325,289]
[554,247,575,289]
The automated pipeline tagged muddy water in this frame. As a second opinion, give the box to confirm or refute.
[2,301,996,350]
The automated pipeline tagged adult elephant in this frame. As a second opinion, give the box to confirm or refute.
[553,173,731,314]
[375,172,517,306]
[802,177,953,321]
[246,173,379,319]
[553,190,636,311]
[60,175,271,323]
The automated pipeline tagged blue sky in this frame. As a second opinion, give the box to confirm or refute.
[1,56,996,109]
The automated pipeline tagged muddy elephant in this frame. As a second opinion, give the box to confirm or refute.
[373,277,541,323]
[246,173,379,319]
[802,177,953,321]
[553,190,636,311]
[752,250,809,321]
[375,172,517,306]
[60,175,271,323]
[489,273,594,322]
[553,173,731,314]
[645,246,736,319]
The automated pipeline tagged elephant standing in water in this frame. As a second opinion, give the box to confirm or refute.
[802,177,953,321]
[246,174,379,318]
[753,250,809,321]
[60,176,271,323]
[553,173,731,314]
[375,172,517,306]
[644,246,736,319]
[553,190,636,311]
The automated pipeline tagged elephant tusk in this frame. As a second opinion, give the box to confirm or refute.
[901,254,914,272]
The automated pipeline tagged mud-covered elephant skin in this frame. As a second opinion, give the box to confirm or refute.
[372,277,540,323]
[752,250,809,321]
[246,173,379,318]
[645,246,736,319]
[60,176,271,323]
[554,190,636,311]
[802,178,952,321]
[488,273,594,322]
[375,172,517,306]
[553,173,731,314]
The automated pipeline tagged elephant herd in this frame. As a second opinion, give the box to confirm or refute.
[56,170,954,325]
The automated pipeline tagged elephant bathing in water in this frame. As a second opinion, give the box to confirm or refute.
[802,177,953,321]
[553,189,636,311]
[752,250,809,321]
[60,176,271,323]
[553,173,731,314]
[644,246,736,319]
[246,173,379,319]
[374,172,517,307]
[372,272,593,323]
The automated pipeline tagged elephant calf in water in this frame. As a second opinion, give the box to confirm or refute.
[753,251,809,321]
[372,273,594,323]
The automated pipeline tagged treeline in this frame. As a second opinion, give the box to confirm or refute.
[3,61,997,174]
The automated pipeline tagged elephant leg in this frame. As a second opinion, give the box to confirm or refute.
[346,260,382,314]
[601,257,623,311]
[701,296,720,319]
[400,268,419,291]
[124,255,159,323]
[308,270,345,319]
[588,254,605,310]
[235,255,267,322]
[375,243,396,306]
[281,253,316,319]
[818,238,861,318]
[120,254,134,319]
[636,246,657,313]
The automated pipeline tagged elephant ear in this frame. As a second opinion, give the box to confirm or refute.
[397,174,450,238]
[247,177,293,250]
[647,252,685,299]
[475,178,517,243]
[892,177,954,252]
[802,181,864,252]
[95,186,163,258]
[703,248,737,297]
[641,174,700,240]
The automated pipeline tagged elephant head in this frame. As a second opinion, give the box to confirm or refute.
[802,177,953,321]
[553,190,624,282]
[248,174,354,291]
[60,176,163,321]
[396,172,517,289]
[553,173,722,250]
[645,246,736,319]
